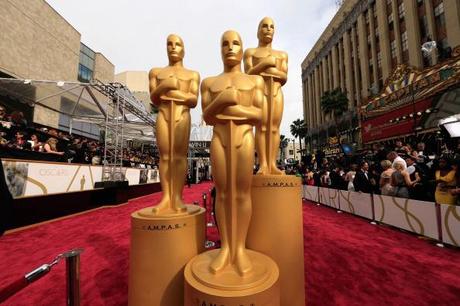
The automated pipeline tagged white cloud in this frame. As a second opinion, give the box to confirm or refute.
[46,0,337,138]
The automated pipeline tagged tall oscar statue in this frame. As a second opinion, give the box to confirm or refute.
[184,31,280,306]
[244,17,306,306]
[128,34,205,306]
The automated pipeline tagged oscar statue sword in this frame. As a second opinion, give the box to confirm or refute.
[263,74,275,173]
[168,98,175,209]
[226,119,237,262]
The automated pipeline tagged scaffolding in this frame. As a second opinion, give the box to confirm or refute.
[91,81,155,182]
[0,78,156,183]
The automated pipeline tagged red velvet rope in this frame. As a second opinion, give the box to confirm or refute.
[0,277,29,303]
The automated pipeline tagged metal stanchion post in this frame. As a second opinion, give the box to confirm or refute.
[370,193,377,225]
[65,249,83,306]
[208,189,217,227]
[0,249,82,304]
[435,203,445,248]
[203,192,214,228]
[201,192,216,249]
[202,192,207,209]
[336,189,342,213]
[316,186,320,206]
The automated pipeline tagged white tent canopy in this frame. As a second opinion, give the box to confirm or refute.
[0,77,156,141]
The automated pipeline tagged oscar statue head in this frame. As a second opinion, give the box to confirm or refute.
[221,30,243,67]
[257,17,275,44]
[167,34,185,64]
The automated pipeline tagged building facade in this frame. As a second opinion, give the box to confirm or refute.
[0,0,115,129]
[114,71,152,113]
[281,141,302,163]
[301,0,460,151]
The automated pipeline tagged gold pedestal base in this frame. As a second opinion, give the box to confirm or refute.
[248,175,306,306]
[184,249,280,306]
[128,205,206,306]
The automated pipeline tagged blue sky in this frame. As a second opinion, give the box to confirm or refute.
[47,0,338,138]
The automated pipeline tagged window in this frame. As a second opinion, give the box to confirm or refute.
[434,2,446,31]
[388,13,393,24]
[289,150,294,155]
[391,40,397,58]
[78,43,95,83]
[401,31,408,51]
[78,65,93,83]
[434,2,444,16]
[420,15,429,41]
[434,2,447,46]
[79,53,94,69]
[398,2,405,20]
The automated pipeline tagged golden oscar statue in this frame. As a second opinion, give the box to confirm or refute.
[128,34,205,306]
[244,17,287,175]
[245,18,306,306]
[184,31,280,306]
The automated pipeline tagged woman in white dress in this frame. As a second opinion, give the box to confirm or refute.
[345,164,357,191]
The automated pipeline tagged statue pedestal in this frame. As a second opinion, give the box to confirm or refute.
[248,175,306,306]
[128,205,205,306]
[184,249,280,306]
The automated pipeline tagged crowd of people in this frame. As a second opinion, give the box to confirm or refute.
[0,104,157,167]
[292,139,460,205]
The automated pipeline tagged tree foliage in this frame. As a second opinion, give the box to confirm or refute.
[290,118,307,156]
[320,88,348,120]
[320,88,348,141]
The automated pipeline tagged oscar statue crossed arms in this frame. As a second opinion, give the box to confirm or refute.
[201,30,264,276]
[148,34,200,216]
[244,17,288,175]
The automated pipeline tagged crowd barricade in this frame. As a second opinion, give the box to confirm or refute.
[338,190,373,220]
[440,205,460,247]
[304,185,319,202]
[304,186,460,248]
[318,187,329,206]
[318,187,340,210]
[373,195,439,240]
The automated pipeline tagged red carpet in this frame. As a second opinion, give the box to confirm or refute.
[0,183,459,305]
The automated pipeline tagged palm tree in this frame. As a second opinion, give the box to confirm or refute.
[290,118,307,156]
[320,88,348,140]
[279,134,289,162]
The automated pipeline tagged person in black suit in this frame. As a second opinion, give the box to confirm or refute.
[353,161,375,193]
